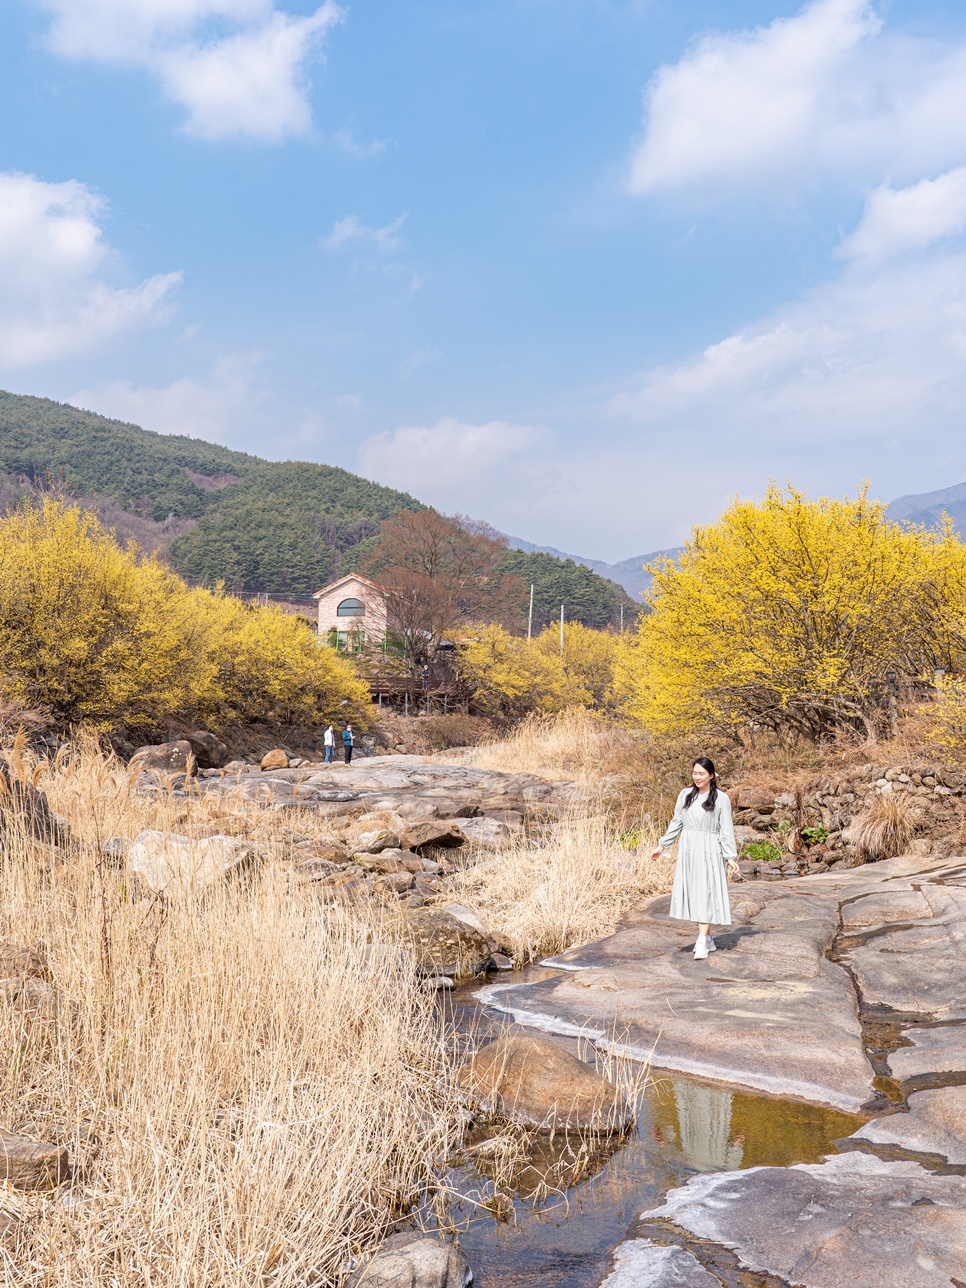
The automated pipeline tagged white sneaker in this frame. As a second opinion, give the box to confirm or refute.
[693,937,709,960]
[693,936,716,952]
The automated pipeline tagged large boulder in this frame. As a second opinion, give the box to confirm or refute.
[391,908,491,978]
[403,820,467,851]
[260,749,289,771]
[351,1232,472,1288]
[127,831,255,897]
[457,1034,632,1132]
[0,758,69,846]
[183,731,229,769]
[0,1129,69,1189]
[128,741,196,777]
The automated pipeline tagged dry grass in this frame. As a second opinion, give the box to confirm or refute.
[0,740,464,1287]
[446,811,673,964]
[446,709,643,783]
[843,790,920,863]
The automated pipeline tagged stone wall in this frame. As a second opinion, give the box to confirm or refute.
[731,763,966,877]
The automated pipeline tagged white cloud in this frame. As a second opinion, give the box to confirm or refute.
[841,168,966,263]
[0,172,180,369]
[357,417,560,516]
[38,0,342,141]
[323,214,406,251]
[70,354,265,444]
[628,0,966,197]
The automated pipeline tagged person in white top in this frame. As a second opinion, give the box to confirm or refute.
[650,757,739,960]
[323,725,335,764]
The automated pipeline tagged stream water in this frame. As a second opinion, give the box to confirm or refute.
[438,968,866,1288]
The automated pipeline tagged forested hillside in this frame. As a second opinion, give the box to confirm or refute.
[0,390,635,623]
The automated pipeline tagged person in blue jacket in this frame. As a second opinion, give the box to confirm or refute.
[342,723,354,764]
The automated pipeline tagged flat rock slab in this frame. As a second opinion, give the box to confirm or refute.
[890,1024,966,1080]
[597,1239,719,1287]
[192,759,586,825]
[853,1086,966,1163]
[477,853,966,1112]
[478,885,874,1111]
[643,1151,966,1288]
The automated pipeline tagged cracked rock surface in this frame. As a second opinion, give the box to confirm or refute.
[641,1152,966,1288]
[479,853,966,1115]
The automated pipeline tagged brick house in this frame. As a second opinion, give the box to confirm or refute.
[313,574,388,651]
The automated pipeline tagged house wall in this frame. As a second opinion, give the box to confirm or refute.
[316,577,388,641]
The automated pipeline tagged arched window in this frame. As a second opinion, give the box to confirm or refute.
[337,598,366,617]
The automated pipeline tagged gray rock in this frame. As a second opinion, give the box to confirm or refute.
[479,884,874,1111]
[404,820,467,850]
[183,730,229,769]
[0,758,70,846]
[440,903,491,941]
[127,831,255,897]
[597,1240,719,1287]
[453,817,516,849]
[351,1233,472,1288]
[128,740,196,776]
[853,1086,966,1163]
[890,1024,966,1080]
[100,835,131,865]
[643,1151,966,1288]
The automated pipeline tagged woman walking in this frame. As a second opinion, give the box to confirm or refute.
[650,757,739,960]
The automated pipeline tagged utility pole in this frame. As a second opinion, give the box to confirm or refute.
[620,604,624,633]
[527,583,534,641]
[559,604,564,656]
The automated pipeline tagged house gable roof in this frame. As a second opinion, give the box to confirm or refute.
[312,573,386,600]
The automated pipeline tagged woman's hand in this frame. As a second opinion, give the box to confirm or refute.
[649,847,665,862]
[727,858,740,878]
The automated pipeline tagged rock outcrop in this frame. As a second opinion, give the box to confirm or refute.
[641,1152,966,1288]
[477,852,966,1113]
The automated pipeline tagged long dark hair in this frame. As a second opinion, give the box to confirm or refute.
[683,757,718,813]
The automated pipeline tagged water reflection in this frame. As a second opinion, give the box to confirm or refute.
[448,1071,864,1288]
[667,1082,744,1172]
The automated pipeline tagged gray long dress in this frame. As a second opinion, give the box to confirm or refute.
[658,788,737,925]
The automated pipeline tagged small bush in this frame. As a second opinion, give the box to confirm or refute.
[742,840,783,863]
[843,792,918,863]
[800,824,830,845]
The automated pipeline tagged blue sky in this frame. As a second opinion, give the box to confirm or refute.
[3,0,966,560]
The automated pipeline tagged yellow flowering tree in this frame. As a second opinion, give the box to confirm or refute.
[619,485,966,742]
[0,501,371,731]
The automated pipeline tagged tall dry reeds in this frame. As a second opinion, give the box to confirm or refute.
[0,742,463,1286]
[446,812,673,963]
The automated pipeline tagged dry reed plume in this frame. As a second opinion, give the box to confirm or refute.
[0,740,463,1286]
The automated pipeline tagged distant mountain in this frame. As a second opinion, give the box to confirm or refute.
[0,391,632,627]
[503,533,683,600]
[885,481,966,531]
